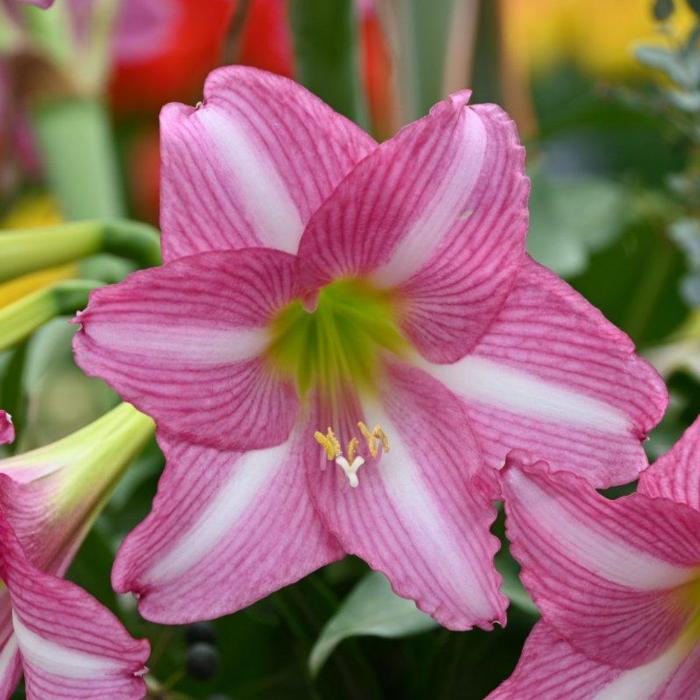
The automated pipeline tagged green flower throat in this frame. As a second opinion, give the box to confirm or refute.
[266,279,409,398]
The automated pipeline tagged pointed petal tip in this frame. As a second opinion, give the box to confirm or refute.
[441,88,473,110]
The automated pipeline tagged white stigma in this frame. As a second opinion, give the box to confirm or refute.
[335,455,365,488]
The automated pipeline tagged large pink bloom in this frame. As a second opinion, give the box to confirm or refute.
[73,66,666,629]
[491,417,700,699]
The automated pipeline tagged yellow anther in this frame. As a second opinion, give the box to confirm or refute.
[374,425,390,453]
[346,436,359,462]
[314,427,341,460]
[357,422,389,458]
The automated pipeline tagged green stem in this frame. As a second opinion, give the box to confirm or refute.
[0,219,161,283]
[624,234,675,342]
[290,0,368,127]
[0,280,101,351]
[31,97,124,220]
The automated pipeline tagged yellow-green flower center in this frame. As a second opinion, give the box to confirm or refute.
[266,278,409,399]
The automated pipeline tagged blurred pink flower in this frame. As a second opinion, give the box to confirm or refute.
[14,0,54,7]
[0,413,13,445]
[491,418,700,699]
[74,67,666,629]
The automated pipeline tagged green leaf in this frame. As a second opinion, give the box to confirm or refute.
[497,550,539,618]
[308,571,436,676]
[667,89,700,111]
[635,44,700,89]
[669,218,700,304]
[290,0,367,127]
[0,343,28,453]
[527,168,626,277]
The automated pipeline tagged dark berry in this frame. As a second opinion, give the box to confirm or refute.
[653,0,675,19]
[185,621,217,646]
[186,642,220,680]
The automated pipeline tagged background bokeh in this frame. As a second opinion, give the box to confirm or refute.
[1,1,699,698]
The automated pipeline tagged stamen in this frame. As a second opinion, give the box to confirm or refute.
[346,436,359,463]
[314,423,390,488]
[357,422,390,458]
[314,427,341,459]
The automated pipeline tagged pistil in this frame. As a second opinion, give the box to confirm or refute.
[314,422,390,488]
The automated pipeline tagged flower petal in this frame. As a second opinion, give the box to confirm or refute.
[112,430,342,624]
[297,91,528,363]
[488,621,700,700]
[0,596,21,700]
[306,362,507,630]
[0,413,12,446]
[639,417,700,512]
[160,65,376,261]
[74,248,300,452]
[426,257,667,487]
[500,453,700,668]
[0,514,149,700]
[487,622,619,700]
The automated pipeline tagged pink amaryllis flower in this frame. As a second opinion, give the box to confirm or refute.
[73,66,666,629]
[491,417,700,699]
[0,413,13,445]
[0,404,152,699]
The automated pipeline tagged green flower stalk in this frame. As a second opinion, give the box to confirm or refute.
[0,219,161,283]
[0,280,100,351]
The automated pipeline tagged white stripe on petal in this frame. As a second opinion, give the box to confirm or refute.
[426,355,630,434]
[0,636,18,679]
[373,107,487,287]
[84,324,269,365]
[593,633,693,700]
[12,613,116,678]
[197,107,303,253]
[367,407,495,620]
[146,442,288,583]
[508,469,698,590]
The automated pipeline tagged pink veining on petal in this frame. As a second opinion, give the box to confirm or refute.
[489,621,700,700]
[500,452,700,670]
[112,429,342,624]
[0,514,150,700]
[160,66,376,261]
[0,413,13,446]
[639,416,700,512]
[297,90,529,363]
[487,622,620,700]
[306,361,507,631]
[73,248,300,452]
[427,257,667,488]
[0,594,22,700]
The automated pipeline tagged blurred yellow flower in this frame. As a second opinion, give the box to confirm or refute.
[0,264,79,310]
[503,0,694,76]
[0,194,74,309]
[2,194,62,229]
